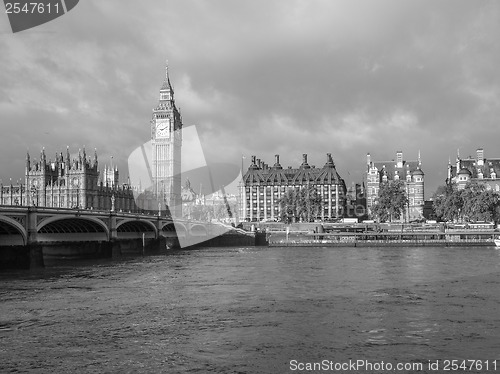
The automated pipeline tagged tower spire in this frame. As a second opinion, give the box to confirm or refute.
[160,59,173,94]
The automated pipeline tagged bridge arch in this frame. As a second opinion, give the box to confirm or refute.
[160,222,176,239]
[116,219,157,239]
[190,224,207,237]
[163,222,187,238]
[0,216,27,245]
[37,216,109,241]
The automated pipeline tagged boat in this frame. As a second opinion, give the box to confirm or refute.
[494,237,500,247]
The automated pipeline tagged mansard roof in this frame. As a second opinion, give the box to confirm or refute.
[316,153,342,184]
[371,160,422,180]
[243,156,266,184]
[243,153,346,187]
[291,155,316,183]
[450,153,500,179]
[265,168,288,184]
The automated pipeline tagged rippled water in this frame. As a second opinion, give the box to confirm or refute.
[1,246,500,373]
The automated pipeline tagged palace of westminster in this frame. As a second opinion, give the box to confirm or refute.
[2,62,499,222]
[0,63,183,215]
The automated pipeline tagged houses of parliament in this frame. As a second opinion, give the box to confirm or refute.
[0,63,183,215]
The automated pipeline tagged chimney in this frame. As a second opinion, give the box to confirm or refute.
[477,148,484,166]
[273,154,282,169]
[301,153,310,169]
[396,151,403,168]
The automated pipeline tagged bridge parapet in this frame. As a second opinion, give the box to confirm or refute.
[0,206,225,247]
[1,206,254,268]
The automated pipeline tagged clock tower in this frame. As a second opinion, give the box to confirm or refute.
[151,62,182,217]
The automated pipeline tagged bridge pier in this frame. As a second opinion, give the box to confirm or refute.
[27,208,44,268]
[29,245,44,268]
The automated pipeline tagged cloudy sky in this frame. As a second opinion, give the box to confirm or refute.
[1,0,500,198]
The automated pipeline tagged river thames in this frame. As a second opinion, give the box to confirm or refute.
[1,245,500,373]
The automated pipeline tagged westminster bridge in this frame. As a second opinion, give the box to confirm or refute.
[0,206,255,268]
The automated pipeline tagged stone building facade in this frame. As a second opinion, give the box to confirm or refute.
[366,151,424,221]
[0,148,136,211]
[241,153,347,222]
[150,63,183,218]
[447,148,500,192]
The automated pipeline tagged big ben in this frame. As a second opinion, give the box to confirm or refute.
[151,62,182,217]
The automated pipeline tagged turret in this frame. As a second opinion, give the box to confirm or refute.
[26,151,31,171]
[82,146,87,166]
[40,148,46,167]
[457,167,471,189]
[66,146,71,169]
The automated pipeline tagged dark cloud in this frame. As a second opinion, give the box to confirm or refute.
[1,0,500,198]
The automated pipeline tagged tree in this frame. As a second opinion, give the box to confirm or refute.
[212,201,240,222]
[278,185,322,223]
[433,181,500,223]
[461,181,499,222]
[279,188,299,223]
[371,180,408,222]
[433,182,462,222]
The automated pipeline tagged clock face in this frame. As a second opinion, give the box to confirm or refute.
[156,118,170,138]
